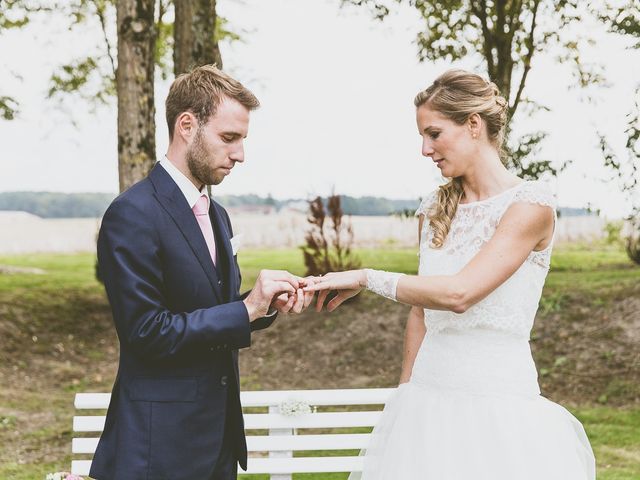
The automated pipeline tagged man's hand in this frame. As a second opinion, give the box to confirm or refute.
[243,270,303,321]
[270,276,317,314]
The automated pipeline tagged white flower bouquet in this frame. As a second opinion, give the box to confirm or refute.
[278,399,316,417]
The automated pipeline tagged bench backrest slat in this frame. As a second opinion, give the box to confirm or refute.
[73,411,382,431]
[73,433,373,454]
[72,456,366,476]
[74,388,395,409]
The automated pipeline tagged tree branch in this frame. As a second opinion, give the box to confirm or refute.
[92,0,117,79]
[471,0,495,76]
[510,0,540,117]
[506,0,523,49]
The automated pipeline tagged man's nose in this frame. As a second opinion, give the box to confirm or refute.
[231,143,245,163]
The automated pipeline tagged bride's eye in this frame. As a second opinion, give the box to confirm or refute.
[430,132,440,140]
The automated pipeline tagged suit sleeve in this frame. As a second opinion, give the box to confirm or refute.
[219,206,278,332]
[97,199,251,361]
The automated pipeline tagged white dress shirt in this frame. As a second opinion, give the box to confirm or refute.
[159,156,208,210]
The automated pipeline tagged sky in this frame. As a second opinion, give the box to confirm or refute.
[0,0,638,218]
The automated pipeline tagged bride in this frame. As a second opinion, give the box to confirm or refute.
[304,69,595,479]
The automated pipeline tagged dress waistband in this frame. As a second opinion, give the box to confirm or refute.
[410,328,541,397]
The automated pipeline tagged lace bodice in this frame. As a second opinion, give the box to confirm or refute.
[415,181,557,338]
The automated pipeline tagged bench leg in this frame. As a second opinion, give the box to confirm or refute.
[269,405,292,480]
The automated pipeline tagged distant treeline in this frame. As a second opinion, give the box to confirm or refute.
[0,192,116,218]
[0,191,592,219]
[216,194,419,216]
[0,191,420,218]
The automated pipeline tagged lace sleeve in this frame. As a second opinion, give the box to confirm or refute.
[415,190,438,218]
[511,181,557,210]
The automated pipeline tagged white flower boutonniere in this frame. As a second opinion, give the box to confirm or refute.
[278,399,316,417]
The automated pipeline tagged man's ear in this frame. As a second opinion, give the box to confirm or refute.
[176,112,197,142]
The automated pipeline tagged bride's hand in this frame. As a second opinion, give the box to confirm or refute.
[303,270,367,312]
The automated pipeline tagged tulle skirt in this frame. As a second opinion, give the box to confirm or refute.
[349,329,595,480]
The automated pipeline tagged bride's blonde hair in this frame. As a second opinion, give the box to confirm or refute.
[414,69,509,248]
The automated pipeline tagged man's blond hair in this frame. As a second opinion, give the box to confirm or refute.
[166,65,260,141]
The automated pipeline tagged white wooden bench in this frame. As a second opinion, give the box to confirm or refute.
[72,388,395,478]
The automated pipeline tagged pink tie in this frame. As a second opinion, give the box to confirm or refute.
[192,194,216,266]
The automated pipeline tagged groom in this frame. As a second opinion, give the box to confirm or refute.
[91,65,311,480]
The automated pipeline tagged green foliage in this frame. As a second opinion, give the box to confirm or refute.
[0,95,18,120]
[48,56,115,105]
[0,191,114,218]
[627,229,640,266]
[0,0,36,30]
[0,0,38,121]
[602,2,640,48]
[505,130,571,180]
[155,2,174,80]
[301,195,362,276]
[573,407,640,480]
[602,221,624,247]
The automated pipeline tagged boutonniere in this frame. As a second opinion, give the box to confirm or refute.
[230,233,244,256]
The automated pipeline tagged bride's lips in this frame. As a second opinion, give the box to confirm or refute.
[433,158,445,168]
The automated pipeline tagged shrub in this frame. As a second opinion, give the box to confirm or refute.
[301,194,361,276]
[626,221,640,265]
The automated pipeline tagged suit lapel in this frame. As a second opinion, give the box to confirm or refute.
[210,200,236,301]
[149,164,224,304]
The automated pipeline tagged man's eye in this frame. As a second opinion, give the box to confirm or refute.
[222,136,235,143]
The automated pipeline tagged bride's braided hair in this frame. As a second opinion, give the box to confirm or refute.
[414,70,509,248]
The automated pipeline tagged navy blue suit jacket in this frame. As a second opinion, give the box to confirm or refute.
[90,164,274,480]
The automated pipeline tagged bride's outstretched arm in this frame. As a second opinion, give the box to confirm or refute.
[396,202,553,311]
[305,202,553,313]
[399,306,426,385]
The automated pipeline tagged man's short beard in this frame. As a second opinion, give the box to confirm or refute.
[186,128,221,186]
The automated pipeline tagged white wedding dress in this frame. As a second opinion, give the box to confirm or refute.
[350,181,595,480]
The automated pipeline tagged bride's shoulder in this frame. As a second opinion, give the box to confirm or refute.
[511,179,557,209]
[414,189,439,218]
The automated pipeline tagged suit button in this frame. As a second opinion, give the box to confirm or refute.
[220,376,228,386]
[217,280,222,286]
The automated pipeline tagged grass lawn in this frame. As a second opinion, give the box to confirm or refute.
[0,245,638,479]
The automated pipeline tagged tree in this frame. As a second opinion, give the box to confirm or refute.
[341,0,607,178]
[116,0,157,192]
[174,0,222,74]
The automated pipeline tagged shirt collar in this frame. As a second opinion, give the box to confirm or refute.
[159,156,208,210]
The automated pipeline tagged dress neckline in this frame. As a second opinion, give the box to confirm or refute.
[457,181,528,208]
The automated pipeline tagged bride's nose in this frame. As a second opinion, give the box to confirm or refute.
[422,137,435,158]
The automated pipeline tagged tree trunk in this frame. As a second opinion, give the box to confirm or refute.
[174,0,222,75]
[116,0,156,192]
